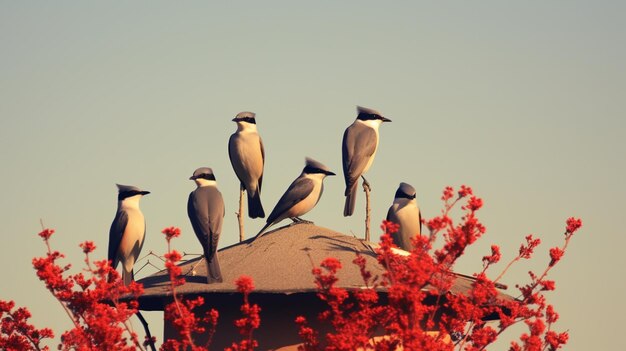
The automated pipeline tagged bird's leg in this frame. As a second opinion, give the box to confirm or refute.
[295,217,313,224]
[361,175,371,191]
[290,217,313,225]
[237,184,245,242]
[362,176,372,242]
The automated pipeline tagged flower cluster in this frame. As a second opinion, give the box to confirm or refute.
[226,276,261,351]
[160,227,220,351]
[2,185,582,351]
[294,186,582,351]
[0,300,54,350]
[29,228,147,350]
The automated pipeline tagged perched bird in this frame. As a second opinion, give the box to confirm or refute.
[228,111,265,218]
[342,105,391,216]
[187,167,224,283]
[386,182,421,251]
[108,184,150,286]
[255,157,335,239]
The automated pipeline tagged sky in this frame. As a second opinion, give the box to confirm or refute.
[1,1,624,349]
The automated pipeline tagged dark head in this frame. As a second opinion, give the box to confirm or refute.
[116,184,150,201]
[189,167,216,182]
[356,105,392,123]
[232,111,257,124]
[394,182,416,200]
[303,157,336,176]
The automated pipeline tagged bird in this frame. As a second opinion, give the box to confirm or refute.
[187,167,224,284]
[342,105,391,216]
[228,111,265,218]
[254,157,335,239]
[386,182,422,251]
[108,184,150,286]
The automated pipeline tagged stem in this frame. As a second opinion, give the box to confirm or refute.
[238,185,245,242]
[493,256,521,284]
[363,178,371,242]
[136,311,156,351]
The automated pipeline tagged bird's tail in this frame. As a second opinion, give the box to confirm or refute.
[343,181,358,216]
[247,189,265,219]
[205,253,223,284]
[252,221,273,242]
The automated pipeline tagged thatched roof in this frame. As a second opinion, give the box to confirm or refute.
[135,222,514,311]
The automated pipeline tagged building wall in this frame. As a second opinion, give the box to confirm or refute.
[164,293,334,350]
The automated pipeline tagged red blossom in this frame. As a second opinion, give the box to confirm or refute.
[546,305,559,324]
[466,196,483,211]
[482,245,501,266]
[549,247,564,266]
[235,276,255,295]
[38,228,54,240]
[565,217,582,234]
[519,235,541,259]
[79,241,96,254]
[162,226,182,241]
[458,184,473,198]
[441,186,454,201]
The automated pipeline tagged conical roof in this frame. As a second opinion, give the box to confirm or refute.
[136,223,513,310]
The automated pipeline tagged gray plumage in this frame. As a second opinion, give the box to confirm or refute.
[386,182,422,251]
[188,167,224,283]
[228,111,265,218]
[255,157,335,239]
[342,106,391,216]
[108,184,150,286]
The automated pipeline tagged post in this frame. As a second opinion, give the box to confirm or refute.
[237,185,245,242]
[363,178,371,242]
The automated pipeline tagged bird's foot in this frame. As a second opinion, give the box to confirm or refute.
[361,176,371,192]
[290,217,313,225]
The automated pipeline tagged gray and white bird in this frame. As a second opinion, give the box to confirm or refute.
[108,184,150,286]
[254,157,335,239]
[228,111,265,218]
[187,167,224,284]
[386,182,421,251]
[342,106,391,216]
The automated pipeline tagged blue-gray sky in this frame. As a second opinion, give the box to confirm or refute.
[1,2,624,349]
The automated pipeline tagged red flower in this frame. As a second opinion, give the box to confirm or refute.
[79,241,96,254]
[38,228,54,240]
[162,226,182,241]
[442,186,454,201]
[549,247,564,266]
[519,235,541,259]
[458,184,473,198]
[235,276,255,295]
[565,217,582,234]
[482,245,501,266]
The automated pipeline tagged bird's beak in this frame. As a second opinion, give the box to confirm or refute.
[140,191,151,195]
[382,116,392,122]
[189,175,196,180]
[231,117,238,122]
[325,170,336,176]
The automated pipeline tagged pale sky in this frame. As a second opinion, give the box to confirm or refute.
[1,2,624,350]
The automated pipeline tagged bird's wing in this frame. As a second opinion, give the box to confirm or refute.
[342,123,377,184]
[227,133,243,186]
[419,208,422,234]
[206,187,224,259]
[385,205,394,222]
[267,176,314,223]
[259,136,265,192]
[108,209,128,267]
[188,188,223,261]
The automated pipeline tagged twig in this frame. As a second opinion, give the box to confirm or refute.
[362,177,371,242]
[237,185,245,242]
[136,311,157,351]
